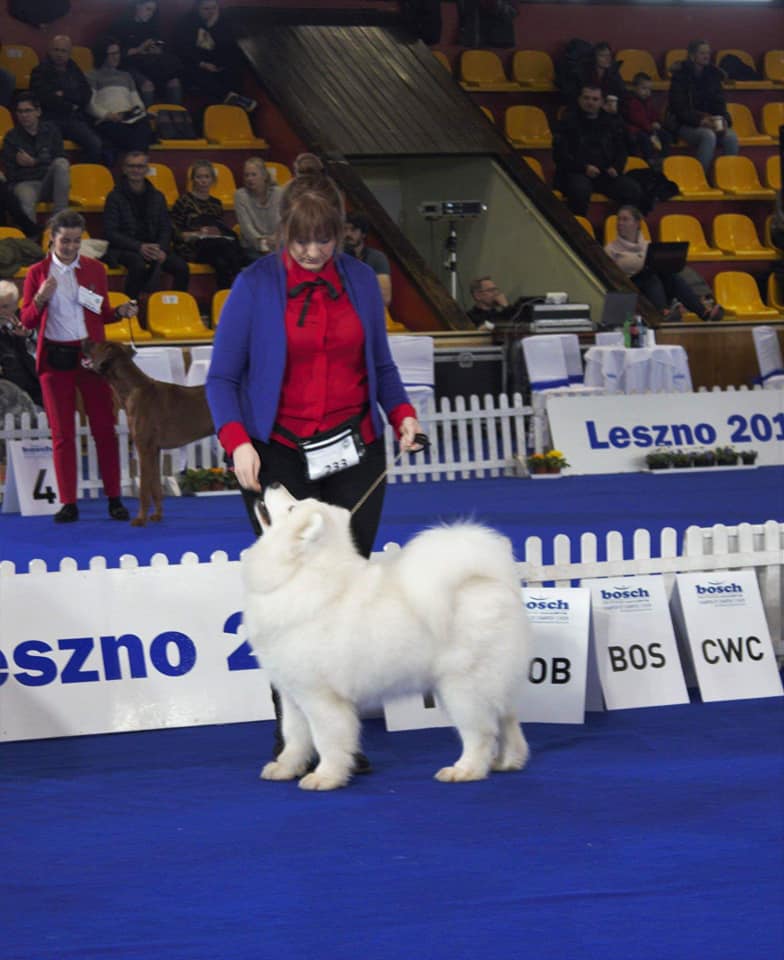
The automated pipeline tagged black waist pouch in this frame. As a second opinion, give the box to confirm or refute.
[45,342,81,371]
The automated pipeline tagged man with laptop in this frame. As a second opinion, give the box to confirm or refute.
[604,205,724,321]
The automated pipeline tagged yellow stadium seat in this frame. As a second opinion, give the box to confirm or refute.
[432,51,451,73]
[203,105,268,148]
[764,50,784,85]
[765,155,781,191]
[146,291,212,340]
[0,44,39,89]
[714,155,775,200]
[617,49,667,89]
[147,104,208,149]
[658,214,725,260]
[69,163,116,211]
[265,161,292,186]
[726,103,773,145]
[212,288,230,328]
[504,105,552,148]
[761,102,784,138]
[662,156,724,199]
[460,50,521,92]
[0,226,24,239]
[522,155,544,180]
[145,162,179,207]
[105,292,154,342]
[0,105,12,145]
[71,46,94,74]
[575,216,595,239]
[184,161,236,209]
[603,214,651,245]
[716,49,770,89]
[712,213,777,260]
[623,156,649,173]
[480,105,495,123]
[767,273,784,312]
[511,50,555,90]
[713,271,780,319]
[664,49,688,76]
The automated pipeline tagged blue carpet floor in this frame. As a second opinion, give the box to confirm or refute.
[2,469,783,959]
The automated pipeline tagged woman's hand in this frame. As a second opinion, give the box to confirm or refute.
[34,275,57,310]
[399,416,425,452]
[232,442,261,491]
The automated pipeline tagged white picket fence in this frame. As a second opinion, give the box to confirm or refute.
[0,394,533,497]
[516,520,784,658]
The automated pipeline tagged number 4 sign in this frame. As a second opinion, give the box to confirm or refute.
[2,440,60,516]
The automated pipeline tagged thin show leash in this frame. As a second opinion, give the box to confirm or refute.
[350,433,430,517]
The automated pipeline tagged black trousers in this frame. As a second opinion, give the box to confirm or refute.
[112,250,190,299]
[239,435,387,559]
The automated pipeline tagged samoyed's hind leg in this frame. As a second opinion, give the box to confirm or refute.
[433,678,498,783]
[298,695,360,791]
[492,714,529,772]
[260,691,314,781]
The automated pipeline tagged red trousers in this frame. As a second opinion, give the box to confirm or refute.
[39,351,121,504]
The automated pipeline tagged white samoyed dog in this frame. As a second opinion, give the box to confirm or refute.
[242,483,531,791]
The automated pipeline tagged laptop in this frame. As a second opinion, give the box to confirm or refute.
[644,241,689,275]
[598,291,638,329]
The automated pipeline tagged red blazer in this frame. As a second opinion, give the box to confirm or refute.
[21,255,114,372]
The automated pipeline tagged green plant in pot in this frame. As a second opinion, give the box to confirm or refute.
[645,449,673,470]
[740,449,758,465]
[671,449,693,469]
[692,449,716,467]
[714,445,739,466]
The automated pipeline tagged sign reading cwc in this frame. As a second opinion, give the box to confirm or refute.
[547,392,784,475]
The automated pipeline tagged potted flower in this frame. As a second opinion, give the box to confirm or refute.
[692,449,716,467]
[526,452,548,475]
[178,467,240,495]
[645,450,673,470]
[671,449,693,469]
[714,445,739,466]
[545,450,569,474]
[740,449,758,465]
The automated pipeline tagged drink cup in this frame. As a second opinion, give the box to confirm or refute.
[712,115,725,132]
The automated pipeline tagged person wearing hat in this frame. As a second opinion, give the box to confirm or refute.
[343,212,392,307]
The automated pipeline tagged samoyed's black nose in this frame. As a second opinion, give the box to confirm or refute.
[268,481,281,490]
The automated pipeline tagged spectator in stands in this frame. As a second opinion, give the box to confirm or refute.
[173,0,255,112]
[104,150,189,300]
[624,72,672,164]
[553,85,643,216]
[1,92,70,223]
[605,205,723,321]
[87,37,154,164]
[171,159,244,289]
[344,212,392,307]
[0,279,42,408]
[111,0,183,106]
[0,46,15,108]
[30,35,103,164]
[20,208,137,524]
[579,42,626,107]
[234,157,282,261]
[666,39,738,172]
[0,178,43,240]
[466,276,526,329]
[772,189,784,301]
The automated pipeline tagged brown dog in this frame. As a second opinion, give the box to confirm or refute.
[87,340,215,526]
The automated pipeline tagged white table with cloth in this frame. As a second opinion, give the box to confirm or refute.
[583,345,693,394]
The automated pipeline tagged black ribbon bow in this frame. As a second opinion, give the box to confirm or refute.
[287,277,340,326]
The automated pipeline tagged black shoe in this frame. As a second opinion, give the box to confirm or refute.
[54,503,79,523]
[108,497,130,521]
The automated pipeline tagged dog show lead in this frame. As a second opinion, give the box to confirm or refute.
[20,208,137,524]
[206,154,424,770]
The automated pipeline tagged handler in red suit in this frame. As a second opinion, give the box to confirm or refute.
[20,208,136,523]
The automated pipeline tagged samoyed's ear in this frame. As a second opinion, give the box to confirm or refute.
[297,509,324,544]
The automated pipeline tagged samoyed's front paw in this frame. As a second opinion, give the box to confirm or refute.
[260,760,300,781]
[298,769,350,791]
[434,765,487,783]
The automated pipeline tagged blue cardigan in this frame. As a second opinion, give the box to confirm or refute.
[206,252,411,443]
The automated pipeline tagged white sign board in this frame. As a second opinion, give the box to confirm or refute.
[584,575,689,710]
[547,391,784,475]
[384,588,590,730]
[2,440,60,516]
[672,571,783,703]
[0,555,275,742]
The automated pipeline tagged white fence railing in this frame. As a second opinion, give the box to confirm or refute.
[0,394,533,497]
[516,520,784,658]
